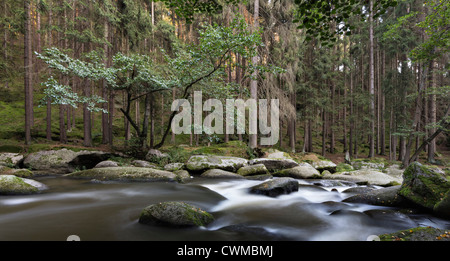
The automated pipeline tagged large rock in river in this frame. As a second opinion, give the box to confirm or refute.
[139,201,214,227]
[398,162,450,217]
[185,155,248,173]
[200,169,245,179]
[23,149,115,175]
[248,158,299,172]
[237,164,269,176]
[274,162,321,179]
[343,185,413,207]
[0,175,47,195]
[65,167,177,182]
[249,177,299,197]
[323,169,401,187]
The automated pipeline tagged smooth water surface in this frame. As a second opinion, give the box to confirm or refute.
[0,176,448,241]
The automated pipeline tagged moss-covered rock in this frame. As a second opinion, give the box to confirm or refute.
[274,163,321,179]
[351,157,387,170]
[237,164,269,176]
[379,227,450,241]
[248,158,299,172]
[164,162,185,171]
[323,169,401,187]
[398,162,450,211]
[138,201,214,227]
[0,175,47,195]
[200,169,245,179]
[311,160,337,173]
[185,155,248,173]
[343,185,413,207]
[0,152,23,167]
[336,163,354,173]
[1,168,34,178]
[173,170,191,183]
[65,167,177,182]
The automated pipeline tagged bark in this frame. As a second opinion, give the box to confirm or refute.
[368,0,375,158]
[24,0,32,145]
[249,0,259,149]
[427,60,437,163]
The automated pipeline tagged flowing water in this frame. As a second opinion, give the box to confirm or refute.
[0,176,449,241]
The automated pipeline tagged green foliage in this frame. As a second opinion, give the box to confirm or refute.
[294,0,398,45]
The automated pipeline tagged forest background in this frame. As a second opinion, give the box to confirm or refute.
[0,0,448,168]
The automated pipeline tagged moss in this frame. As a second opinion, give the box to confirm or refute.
[399,162,450,209]
[336,163,354,173]
[379,227,450,241]
[0,175,39,195]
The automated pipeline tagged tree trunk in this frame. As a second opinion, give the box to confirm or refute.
[102,19,110,144]
[24,0,32,145]
[427,60,437,163]
[249,0,259,149]
[83,79,93,147]
[368,0,375,158]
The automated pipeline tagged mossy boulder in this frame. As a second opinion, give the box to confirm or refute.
[248,158,299,172]
[0,175,47,195]
[249,177,299,197]
[164,163,185,171]
[185,155,248,173]
[138,201,214,227]
[274,163,321,179]
[0,168,33,178]
[398,162,450,216]
[0,152,23,167]
[23,149,115,175]
[200,169,245,179]
[237,164,269,176]
[311,160,337,173]
[173,170,191,183]
[65,167,177,182]
[343,185,413,207]
[323,169,402,187]
[351,157,387,170]
[379,227,450,241]
[336,163,354,173]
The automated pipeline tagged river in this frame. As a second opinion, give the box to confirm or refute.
[0,176,449,241]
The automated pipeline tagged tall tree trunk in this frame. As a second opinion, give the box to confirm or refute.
[368,0,375,158]
[102,19,110,144]
[427,59,437,163]
[249,0,259,149]
[24,0,32,145]
[83,79,93,147]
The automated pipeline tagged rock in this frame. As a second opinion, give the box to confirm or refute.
[173,170,192,183]
[379,227,450,241]
[0,168,34,178]
[274,163,321,179]
[343,186,413,207]
[200,169,245,179]
[265,149,292,159]
[0,153,23,167]
[248,158,299,172]
[94,160,119,168]
[249,177,299,197]
[0,175,47,195]
[351,158,386,170]
[323,169,402,187]
[131,160,158,169]
[398,162,450,214]
[138,201,214,227]
[145,149,169,161]
[237,164,268,176]
[65,167,177,182]
[341,186,376,194]
[164,163,185,171]
[434,190,450,218]
[185,155,248,173]
[23,149,115,175]
[311,160,337,173]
